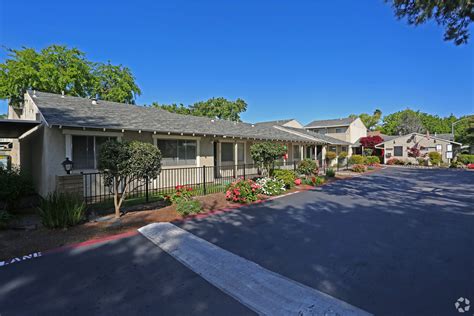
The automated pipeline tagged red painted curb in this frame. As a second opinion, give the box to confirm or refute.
[45,230,139,254]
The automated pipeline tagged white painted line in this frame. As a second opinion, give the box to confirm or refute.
[0,252,42,268]
[139,223,371,316]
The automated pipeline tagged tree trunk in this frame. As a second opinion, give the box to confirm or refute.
[114,178,121,218]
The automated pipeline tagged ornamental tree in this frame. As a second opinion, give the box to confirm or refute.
[359,135,384,148]
[250,142,287,175]
[98,140,162,218]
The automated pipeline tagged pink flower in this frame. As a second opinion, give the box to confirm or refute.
[294,178,301,185]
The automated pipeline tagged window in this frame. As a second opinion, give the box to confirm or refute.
[221,143,234,163]
[436,144,442,152]
[394,146,403,157]
[335,128,345,133]
[329,146,337,152]
[157,139,197,166]
[447,144,452,152]
[293,145,301,160]
[72,136,114,169]
[237,143,244,164]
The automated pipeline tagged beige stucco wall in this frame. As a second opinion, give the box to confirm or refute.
[282,120,303,128]
[347,118,367,144]
[383,134,454,163]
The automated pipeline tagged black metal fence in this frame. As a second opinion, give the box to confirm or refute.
[81,159,354,206]
[83,161,294,205]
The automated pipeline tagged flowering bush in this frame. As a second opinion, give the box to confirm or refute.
[168,185,193,204]
[225,178,261,203]
[294,178,302,186]
[302,176,325,186]
[386,158,404,165]
[351,164,367,173]
[256,177,286,196]
[467,163,474,169]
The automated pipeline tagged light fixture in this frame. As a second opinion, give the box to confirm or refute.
[62,158,73,174]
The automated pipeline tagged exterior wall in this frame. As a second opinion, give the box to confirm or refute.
[382,134,455,163]
[347,118,367,144]
[199,137,214,166]
[8,93,41,121]
[282,120,303,128]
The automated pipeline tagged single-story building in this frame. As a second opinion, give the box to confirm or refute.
[375,132,461,164]
[2,90,351,198]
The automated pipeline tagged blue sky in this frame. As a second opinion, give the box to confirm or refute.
[0,0,472,124]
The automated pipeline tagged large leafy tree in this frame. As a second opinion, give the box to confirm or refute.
[98,140,162,218]
[350,109,382,131]
[153,97,247,121]
[381,109,473,145]
[92,62,141,104]
[386,0,474,45]
[0,45,141,107]
[0,114,6,119]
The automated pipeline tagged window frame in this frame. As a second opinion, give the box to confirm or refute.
[153,135,201,168]
[63,130,123,172]
[393,146,403,157]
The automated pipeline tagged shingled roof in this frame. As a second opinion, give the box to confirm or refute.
[305,117,356,128]
[29,91,318,143]
[254,119,294,127]
[275,126,351,145]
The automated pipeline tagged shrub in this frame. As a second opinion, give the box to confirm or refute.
[428,151,442,165]
[338,151,348,160]
[457,154,474,165]
[225,178,261,203]
[467,163,474,169]
[294,178,302,186]
[450,160,465,168]
[272,169,297,188]
[168,185,193,204]
[297,159,318,176]
[256,177,286,196]
[0,210,13,229]
[312,176,326,186]
[176,199,202,216]
[349,154,366,165]
[365,156,380,165]
[250,142,287,175]
[386,158,404,165]
[326,168,335,177]
[0,168,35,210]
[351,164,367,173]
[325,151,337,161]
[38,192,85,229]
[417,158,427,166]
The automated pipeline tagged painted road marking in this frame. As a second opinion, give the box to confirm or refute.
[0,252,42,267]
[139,223,372,316]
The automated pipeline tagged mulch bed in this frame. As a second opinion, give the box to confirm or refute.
[0,184,317,261]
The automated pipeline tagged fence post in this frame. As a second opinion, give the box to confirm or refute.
[145,176,149,203]
[243,164,246,179]
[202,165,207,195]
[293,161,296,171]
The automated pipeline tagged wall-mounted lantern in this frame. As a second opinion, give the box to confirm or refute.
[62,158,73,174]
